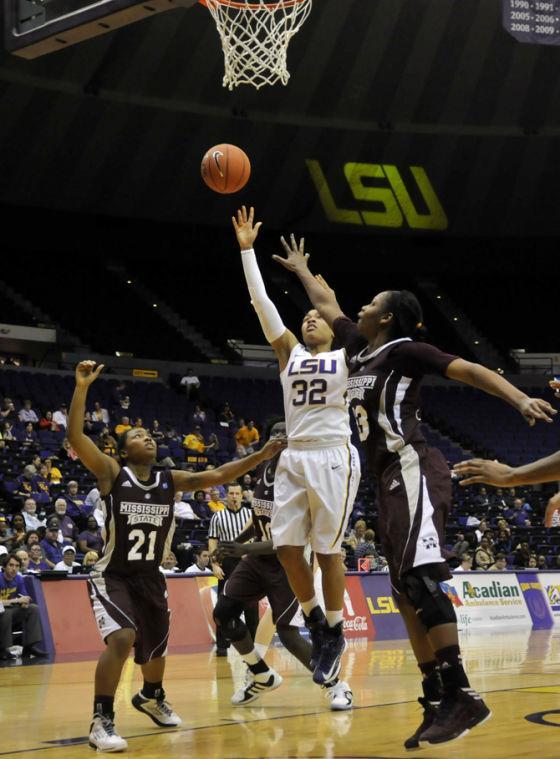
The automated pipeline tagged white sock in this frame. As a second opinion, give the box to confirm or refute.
[301,595,320,616]
[242,649,262,666]
[254,643,268,659]
[326,610,344,627]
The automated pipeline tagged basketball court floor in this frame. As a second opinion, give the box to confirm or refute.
[2,629,559,758]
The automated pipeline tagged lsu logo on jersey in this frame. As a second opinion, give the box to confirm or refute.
[287,358,337,376]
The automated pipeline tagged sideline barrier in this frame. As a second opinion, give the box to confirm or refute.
[31,570,560,658]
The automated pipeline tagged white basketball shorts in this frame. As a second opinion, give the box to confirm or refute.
[272,442,361,554]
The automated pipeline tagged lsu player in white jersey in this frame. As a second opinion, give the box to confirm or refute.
[232,207,361,686]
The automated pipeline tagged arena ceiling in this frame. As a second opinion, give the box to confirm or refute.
[0,0,559,236]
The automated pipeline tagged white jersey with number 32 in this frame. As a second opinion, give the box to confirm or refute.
[280,344,350,446]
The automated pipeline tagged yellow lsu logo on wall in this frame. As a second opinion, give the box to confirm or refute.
[367,596,401,615]
[307,159,448,231]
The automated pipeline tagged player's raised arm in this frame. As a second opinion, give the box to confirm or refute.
[232,206,298,371]
[171,436,286,493]
[67,361,120,493]
[272,235,345,328]
[445,359,557,426]
[454,449,560,487]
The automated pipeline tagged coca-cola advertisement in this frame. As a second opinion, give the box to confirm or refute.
[341,576,375,640]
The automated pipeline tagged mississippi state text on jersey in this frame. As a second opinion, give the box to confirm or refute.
[333,318,458,476]
[96,466,175,575]
[280,344,351,445]
[251,457,279,544]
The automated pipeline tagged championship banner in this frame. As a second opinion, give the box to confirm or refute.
[446,572,532,631]
[540,573,560,625]
[503,0,560,45]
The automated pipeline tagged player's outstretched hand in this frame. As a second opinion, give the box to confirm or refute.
[259,436,287,460]
[453,458,513,487]
[273,234,310,276]
[517,396,556,426]
[75,361,104,388]
[232,206,262,250]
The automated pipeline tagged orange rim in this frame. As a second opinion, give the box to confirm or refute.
[199,0,308,10]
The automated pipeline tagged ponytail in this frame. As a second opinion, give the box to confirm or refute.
[386,291,426,341]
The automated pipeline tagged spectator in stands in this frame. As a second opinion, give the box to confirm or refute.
[0,398,17,424]
[1,420,15,441]
[173,491,200,521]
[473,487,490,509]
[235,420,260,457]
[99,427,118,459]
[18,400,38,425]
[474,519,490,544]
[206,431,220,463]
[114,416,132,437]
[78,516,104,554]
[15,549,30,573]
[0,554,46,660]
[545,493,560,528]
[150,419,165,443]
[61,438,79,462]
[513,541,531,569]
[133,417,143,429]
[537,555,548,570]
[192,405,206,425]
[27,544,50,573]
[496,518,511,538]
[39,410,60,432]
[111,380,127,411]
[488,553,507,571]
[346,519,367,549]
[82,551,99,574]
[494,529,512,554]
[218,402,234,426]
[0,516,11,551]
[8,514,27,552]
[24,530,41,552]
[507,499,532,528]
[16,465,38,499]
[53,498,78,544]
[40,524,69,568]
[52,403,68,429]
[454,553,474,572]
[183,426,206,455]
[354,529,379,565]
[528,555,538,569]
[340,546,348,569]
[185,546,212,574]
[190,490,212,520]
[241,473,254,503]
[474,537,494,570]
[91,401,109,425]
[505,487,517,507]
[44,457,63,484]
[180,369,201,400]
[160,552,179,574]
[119,395,131,412]
[32,464,51,498]
[85,488,104,528]
[491,488,507,510]
[53,545,80,573]
[64,481,88,524]
[22,498,45,532]
[208,488,225,513]
[21,422,38,448]
[84,411,95,434]
[452,533,469,558]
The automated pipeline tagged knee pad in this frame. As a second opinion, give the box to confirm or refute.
[213,596,247,642]
[402,572,456,631]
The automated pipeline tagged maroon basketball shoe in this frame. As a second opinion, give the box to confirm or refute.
[419,689,491,746]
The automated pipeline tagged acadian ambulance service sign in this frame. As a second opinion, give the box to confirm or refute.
[445,572,532,630]
[540,573,560,625]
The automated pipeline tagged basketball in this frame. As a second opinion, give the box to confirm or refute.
[201,143,251,194]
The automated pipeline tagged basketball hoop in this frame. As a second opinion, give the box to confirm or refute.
[200,0,312,90]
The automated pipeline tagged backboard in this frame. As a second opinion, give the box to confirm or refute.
[3,0,198,59]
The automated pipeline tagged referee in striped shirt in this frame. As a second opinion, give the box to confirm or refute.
[208,482,258,656]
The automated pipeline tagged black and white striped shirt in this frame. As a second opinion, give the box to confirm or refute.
[208,506,252,542]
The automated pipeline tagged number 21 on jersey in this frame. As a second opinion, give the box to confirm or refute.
[128,529,157,561]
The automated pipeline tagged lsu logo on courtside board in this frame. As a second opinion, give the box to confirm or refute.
[307,159,448,231]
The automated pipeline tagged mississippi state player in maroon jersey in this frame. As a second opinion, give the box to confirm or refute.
[273,242,556,748]
[68,361,285,753]
[213,419,352,710]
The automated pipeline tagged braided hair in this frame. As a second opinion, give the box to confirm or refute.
[384,290,427,340]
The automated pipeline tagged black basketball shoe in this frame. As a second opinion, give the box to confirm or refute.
[304,606,327,669]
[312,621,346,685]
[404,697,439,750]
[419,688,491,746]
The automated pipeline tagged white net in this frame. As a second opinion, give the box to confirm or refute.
[204,0,313,90]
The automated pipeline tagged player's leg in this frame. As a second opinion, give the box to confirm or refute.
[88,574,136,751]
[214,560,282,705]
[130,574,181,728]
[306,444,361,685]
[254,605,275,658]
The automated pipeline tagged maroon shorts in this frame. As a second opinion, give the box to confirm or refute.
[88,571,170,664]
[378,445,452,594]
[224,555,298,626]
